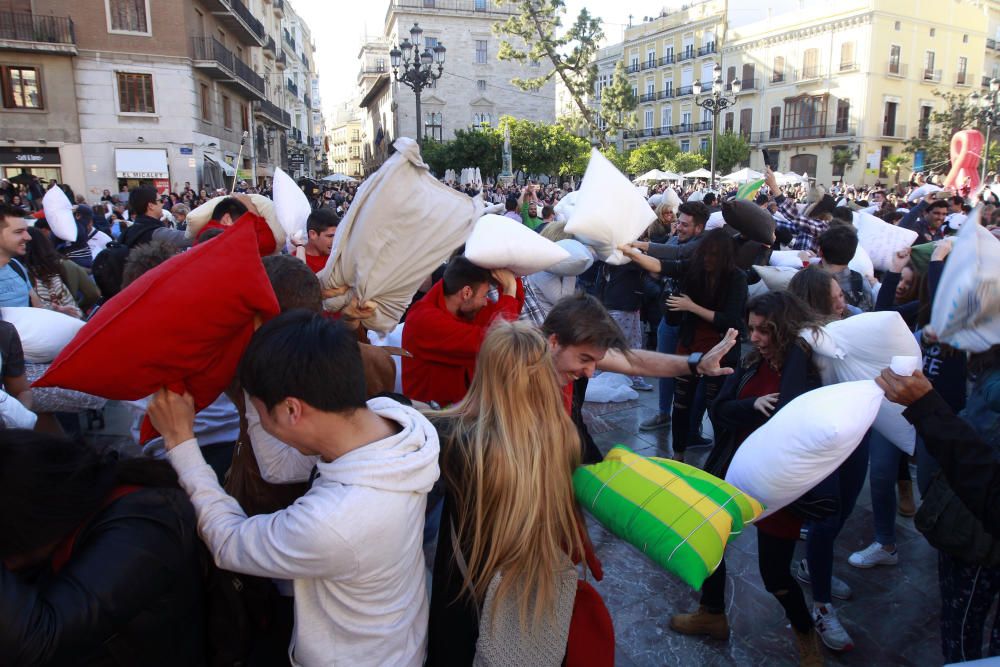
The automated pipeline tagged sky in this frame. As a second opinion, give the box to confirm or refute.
[289,0,671,121]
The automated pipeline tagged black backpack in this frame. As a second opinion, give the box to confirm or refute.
[91,242,130,300]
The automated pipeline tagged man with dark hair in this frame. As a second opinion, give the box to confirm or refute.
[120,185,192,250]
[541,292,738,462]
[299,207,339,273]
[0,202,39,307]
[402,255,523,405]
[263,254,324,312]
[150,310,439,667]
[210,197,248,227]
[900,191,950,244]
[503,195,522,223]
[817,224,873,312]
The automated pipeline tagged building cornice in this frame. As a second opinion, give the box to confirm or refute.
[723,12,873,53]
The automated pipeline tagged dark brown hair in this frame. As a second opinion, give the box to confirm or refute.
[744,291,822,369]
[542,292,629,354]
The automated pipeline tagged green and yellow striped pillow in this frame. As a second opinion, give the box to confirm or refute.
[573,445,765,590]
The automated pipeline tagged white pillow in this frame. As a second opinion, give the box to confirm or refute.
[799,311,922,454]
[0,389,37,429]
[852,210,919,271]
[272,167,311,240]
[368,323,405,394]
[705,210,725,231]
[753,265,799,292]
[931,206,1000,352]
[546,239,594,277]
[907,183,942,203]
[2,306,85,363]
[566,149,656,265]
[660,188,681,213]
[42,186,78,242]
[768,250,805,269]
[726,380,883,517]
[848,244,875,281]
[465,214,570,277]
[553,191,578,223]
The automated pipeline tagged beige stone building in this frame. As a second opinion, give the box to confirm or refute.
[328,100,363,177]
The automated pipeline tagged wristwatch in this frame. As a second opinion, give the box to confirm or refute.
[687,352,704,377]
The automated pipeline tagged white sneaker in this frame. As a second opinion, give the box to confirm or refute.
[812,603,854,652]
[795,559,853,600]
[848,542,899,569]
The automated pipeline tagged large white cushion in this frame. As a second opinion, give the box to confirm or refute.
[553,191,578,222]
[272,167,311,240]
[0,389,37,429]
[753,265,799,292]
[799,311,922,454]
[848,243,875,281]
[318,137,480,333]
[465,214,570,277]
[42,186,78,242]
[768,250,806,268]
[546,239,594,277]
[566,149,656,265]
[907,183,942,203]
[852,210,919,271]
[726,380,883,517]
[2,306,85,363]
[931,206,1000,352]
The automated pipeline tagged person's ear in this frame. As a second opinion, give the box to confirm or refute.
[281,397,305,426]
[546,333,561,352]
[461,285,473,301]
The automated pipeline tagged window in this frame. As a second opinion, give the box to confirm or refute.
[889,45,901,75]
[473,112,492,127]
[646,80,655,96]
[200,83,210,121]
[1,66,42,109]
[702,108,712,124]
[680,139,690,152]
[919,105,932,139]
[790,153,818,177]
[726,66,736,86]
[681,110,691,130]
[117,71,155,114]
[107,0,149,34]
[661,105,672,128]
[645,109,654,129]
[772,56,785,83]
[741,63,755,89]
[725,111,734,133]
[647,50,655,67]
[739,108,752,138]
[924,51,936,80]
[894,21,901,31]
[664,45,674,62]
[840,42,855,70]
[783,94,829,139]
[241,103,249,133]
[631,56,639,71]
[222,95,232,128]
[964,34,969,44]
[802,48,819,78]
[700,137,709,153]
[477,79,486,92]
[663,79,673,96]
[475,40,487,64]
[957,57,968,85]
[769,107,780,139]
[425,111,443,140]
[878,146,891,178]
[883,101,898,136]
[836,99,850,133]
[929,27,935,37]
[475,0,486,10]
[631,85,638,98]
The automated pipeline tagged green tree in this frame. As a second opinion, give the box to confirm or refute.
[448,127,503,178]
[498,115,589,178]
[494,1,607,145]
[600,145,630,173]
[905,90,980,176]
[600,61,638,142]
[667,152,706,175]
[706,132,752,175]
[881,153,911,184]
[832,147,856,178]
[626,139,680,175]
[419,139,453,177]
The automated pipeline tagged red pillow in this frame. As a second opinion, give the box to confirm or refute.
[35,218,280,442]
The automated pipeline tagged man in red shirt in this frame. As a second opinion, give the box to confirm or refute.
[302,208,339,273]
[402,256,523,405]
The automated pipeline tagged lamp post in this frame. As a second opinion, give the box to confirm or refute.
[692,64,740,188]
[389,23,446,144]
[971,77,1000,183]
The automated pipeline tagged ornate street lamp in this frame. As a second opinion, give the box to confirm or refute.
[389,22,446,144]
[693,64,740,188]
[970,77,1000,183]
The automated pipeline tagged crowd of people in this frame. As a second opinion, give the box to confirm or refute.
[0,153,996,667]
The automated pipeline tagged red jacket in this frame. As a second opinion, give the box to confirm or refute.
[402,279,524,404]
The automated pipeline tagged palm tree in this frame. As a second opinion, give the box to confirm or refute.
[832,148,856,180]
[881,153,911,184]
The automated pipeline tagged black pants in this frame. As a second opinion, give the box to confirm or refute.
[671,374,723,453]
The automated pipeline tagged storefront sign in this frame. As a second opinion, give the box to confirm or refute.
[0,147,61,165]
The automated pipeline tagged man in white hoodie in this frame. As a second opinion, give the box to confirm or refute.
[148,309,440,667]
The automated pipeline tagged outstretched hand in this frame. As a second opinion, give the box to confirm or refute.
[697,329,739,376]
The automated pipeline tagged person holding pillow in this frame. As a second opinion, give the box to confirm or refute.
[296,207,339,274]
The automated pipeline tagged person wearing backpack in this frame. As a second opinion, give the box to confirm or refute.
[816,224,873,313]
[0,430,205,665]
[426,320,613,666]
[0,203,40,308]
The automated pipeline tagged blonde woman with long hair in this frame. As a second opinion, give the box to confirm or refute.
[426,319,593,665]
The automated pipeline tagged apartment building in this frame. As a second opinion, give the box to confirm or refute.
[328,100,363,177]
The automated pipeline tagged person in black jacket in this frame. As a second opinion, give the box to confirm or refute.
[120,185,191,250]
[0,430,205,666]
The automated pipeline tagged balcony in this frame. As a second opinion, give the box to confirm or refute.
[302,54,310,71]
[286,79,298,97]
[922,69,942,83]
[253,98,291,128]
[304,93,312,109]
[640,59,656,71]
[697,43,717,57]
[283,29,296,52]
[200,0,266,46]
[676,84,695,96]
[274,0,284,17]
[692,120,712,132]
[658,88,674,100]
[264,35,276,59]
[886,62,907,78]
[678,49,695,62]
[881,124,907,139]
[626,63,640,74]
[729,77,759,92]
[659,54,675,66]
[639,92,656,103]
[799,67,820,81]
[276,51,287,69]
[989,38,997,50]
[956,72,971,86]
[984,75,996,88]
[750,124,857,144]
[0,11,77,55]
[292,127,303,143]
[191,37,265,100]
[839,61,859,73]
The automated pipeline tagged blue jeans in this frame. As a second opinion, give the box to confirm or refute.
[656,318,680,415]
[868,429,904,546]
[805,431,871,604]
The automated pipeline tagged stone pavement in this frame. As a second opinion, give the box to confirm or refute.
[580,384,943,667]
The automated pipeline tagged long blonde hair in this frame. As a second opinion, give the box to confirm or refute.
[438,320,583,625]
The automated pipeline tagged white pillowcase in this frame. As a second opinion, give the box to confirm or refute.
[553,191,578,222]
[566,149,656,265]
[852,210,919,272]
[753,265,799,292]
[726,380,883,517]
[931,206,1000,352]
[799,311,922,454]
[2,306,85,363]
[768,250,805,269]
[848,244,875,281]
[272,167,311,240]
[42,186,78,242]
[465,214,570,277]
